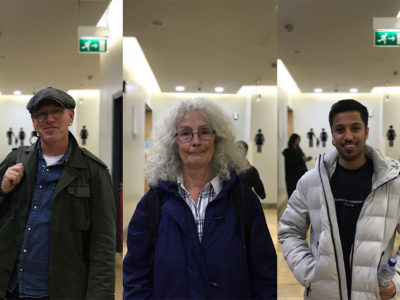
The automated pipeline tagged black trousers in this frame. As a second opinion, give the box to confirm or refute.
[5,289,49,300]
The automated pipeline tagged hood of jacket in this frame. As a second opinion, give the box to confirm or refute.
[318,144,400,190]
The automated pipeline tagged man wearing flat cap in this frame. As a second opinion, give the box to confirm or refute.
[0,87,116,300]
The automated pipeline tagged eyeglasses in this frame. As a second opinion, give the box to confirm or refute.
[33,108,65,122]
[175,127,216,143]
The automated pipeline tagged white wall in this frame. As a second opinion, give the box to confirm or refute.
[68,90,100,156]
[99,0,123,169]
[291,93,382,170]
[277,87,290,214]
[0,95,34,160]
[249,91,277,206]
[123,37,158,230]
[0,94,80,161]
[382,92,400,160]
[150,92,250,141]
[277,60,298,214]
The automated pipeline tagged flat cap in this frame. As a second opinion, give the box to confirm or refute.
[27,87,76,113]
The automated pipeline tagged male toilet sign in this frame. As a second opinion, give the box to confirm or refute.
[79,38,107,53]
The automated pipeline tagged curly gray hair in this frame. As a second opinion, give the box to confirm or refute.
[145,98,249,186]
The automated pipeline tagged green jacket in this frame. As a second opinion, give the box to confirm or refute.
[0,133,116,300]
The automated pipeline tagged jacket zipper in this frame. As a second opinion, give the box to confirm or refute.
[318,154,343,300]
[319,153,399,300]
[318,155,397,300]
[348,191,374,300]
[348,176,397,296]
[349,243,354,300]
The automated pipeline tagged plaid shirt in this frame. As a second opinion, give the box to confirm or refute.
[177,176,222,242]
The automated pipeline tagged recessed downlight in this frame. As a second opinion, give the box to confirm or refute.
[13,90,22,95]
[175,85,185,92]
[313,88,323,93]
[350,88,358,93]
[214,86,224,93]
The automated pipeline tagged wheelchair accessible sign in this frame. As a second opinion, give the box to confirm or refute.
[79,38,107,53]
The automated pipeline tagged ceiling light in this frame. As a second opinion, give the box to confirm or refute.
[350,88,358,93]
[175,85,185,92]
[13,90,21,95]
[214,86,224,93]
[313,88,323,93]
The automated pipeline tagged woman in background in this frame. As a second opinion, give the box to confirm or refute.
[282,133,312,198]
[237,140,266,200]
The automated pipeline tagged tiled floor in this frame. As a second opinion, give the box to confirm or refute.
[116,253,123,300]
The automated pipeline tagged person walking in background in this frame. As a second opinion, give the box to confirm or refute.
[282,133,311,198]
[0,87,116,300]
[237,140,266,199]
[279,99,400,300]
[123,98,276,299]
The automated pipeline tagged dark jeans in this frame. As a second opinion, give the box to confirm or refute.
[5,289,49,300]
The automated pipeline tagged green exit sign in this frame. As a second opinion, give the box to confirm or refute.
[374,30,400,47]
[79,38,107,53]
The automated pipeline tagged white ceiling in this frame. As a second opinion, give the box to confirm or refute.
[125,0,400,94]
[0,0,109,95]
[279,0,400,93]
[3,0,400,96]
[124,0,277,94]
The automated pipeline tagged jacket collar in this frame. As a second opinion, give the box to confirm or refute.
[64,132,87,169]
[17,132,85,204]
[154,171,239,197]
[26,131,85,168]
[320,145,400,190]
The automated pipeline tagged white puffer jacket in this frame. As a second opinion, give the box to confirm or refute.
[279,145,400,300]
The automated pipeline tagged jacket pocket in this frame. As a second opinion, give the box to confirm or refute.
[67,185,90,198]
[65,185,90,230]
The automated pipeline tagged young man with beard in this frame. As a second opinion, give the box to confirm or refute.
[279,99,400,300]
[0,87,115,300]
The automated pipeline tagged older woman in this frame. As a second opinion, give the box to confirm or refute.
[123,98,276,299]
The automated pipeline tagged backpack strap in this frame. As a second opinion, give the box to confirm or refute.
[233,182,254,251]
[146,188,162,252]
[147,183,253,251]
[15,146,29,164]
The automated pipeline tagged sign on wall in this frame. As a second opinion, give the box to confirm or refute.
[373,17,400,47]
[374,30,400,47]
[79,38,107,53]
